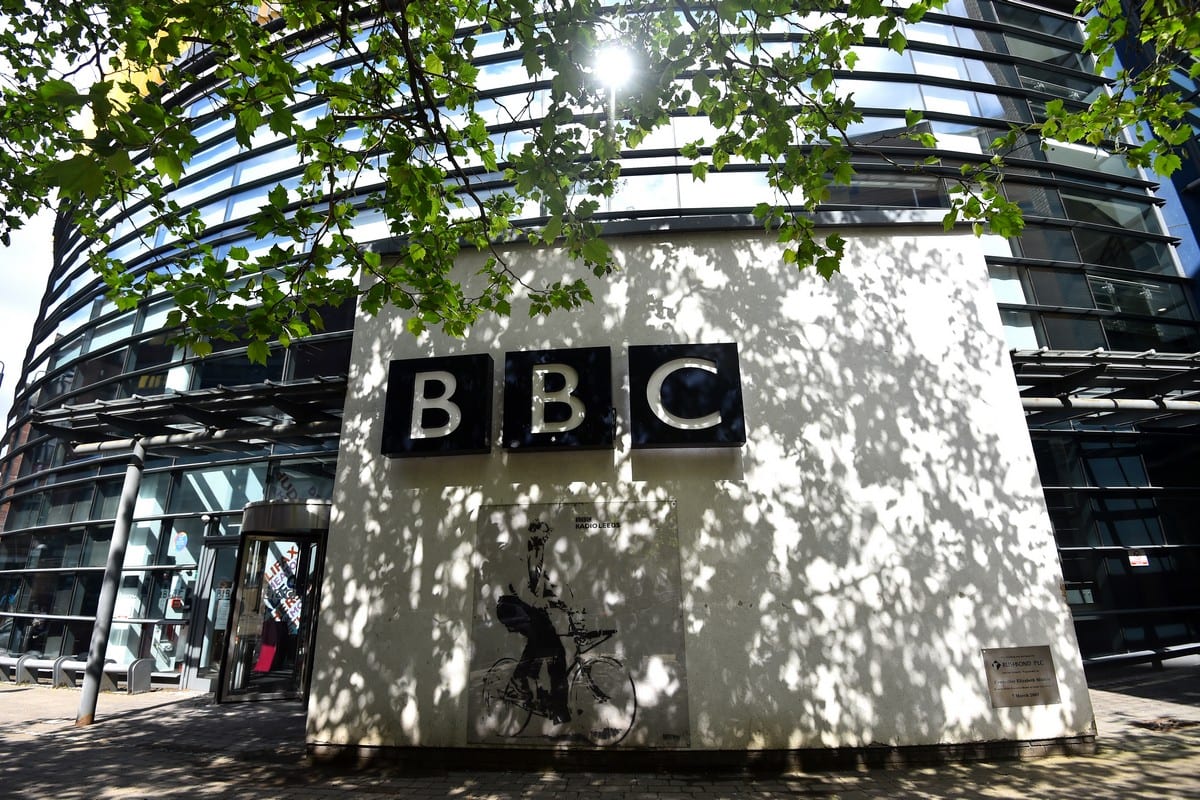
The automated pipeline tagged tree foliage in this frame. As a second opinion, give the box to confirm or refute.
[0,0,1197,357]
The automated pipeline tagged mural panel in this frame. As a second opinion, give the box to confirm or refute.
[469,501,689,747]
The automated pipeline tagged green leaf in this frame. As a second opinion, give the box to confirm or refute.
[246,340,270,365]
[542,216,562,243]
[1153,151,1183,176]
[37,79,82,105]
[581,236,609,265]
[154,150,185,184]
[43,155,105,200]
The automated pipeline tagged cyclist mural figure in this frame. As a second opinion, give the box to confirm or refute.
[495,520,570,723]
[473,504,653,746]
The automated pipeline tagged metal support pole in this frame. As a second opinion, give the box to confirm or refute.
[76,438,145,726]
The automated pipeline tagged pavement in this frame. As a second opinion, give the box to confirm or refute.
[2,657,1200,799]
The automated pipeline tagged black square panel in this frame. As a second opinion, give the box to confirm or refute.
[380,353,494,457]
[629,343,746,449]
[502,347,614,451]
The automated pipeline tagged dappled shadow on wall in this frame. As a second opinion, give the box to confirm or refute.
[305,230,1090,753]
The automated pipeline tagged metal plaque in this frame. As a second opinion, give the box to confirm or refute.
[982,645,1062,708]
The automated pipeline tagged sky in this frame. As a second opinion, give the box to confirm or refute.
[0,211,54,438]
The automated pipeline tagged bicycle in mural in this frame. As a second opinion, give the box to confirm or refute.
[481,521,637,745]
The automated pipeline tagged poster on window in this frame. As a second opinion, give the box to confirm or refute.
[263,542,302,635]
[468,501,689,748]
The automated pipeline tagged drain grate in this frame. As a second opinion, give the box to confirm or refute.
[1131,717,1200,731]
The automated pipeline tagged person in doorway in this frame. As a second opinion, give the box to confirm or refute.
[495,521,570,724]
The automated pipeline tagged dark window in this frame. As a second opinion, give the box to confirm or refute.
[288,337,352,380]
[194,350,285,389]
[1040,313,1106,349]
[1101,318,1200,352]
[125,333,179,396]
[1006,184,1065,219]
[1028,268,1093,307]
[823,175,947,208]
[71,347,128,402]
[1013,226,1079,261]
[1075,230,1173,273]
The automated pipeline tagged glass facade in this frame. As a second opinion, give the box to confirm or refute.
[2,0,1199,680]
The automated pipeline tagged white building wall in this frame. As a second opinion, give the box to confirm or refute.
[307,228,1094,750]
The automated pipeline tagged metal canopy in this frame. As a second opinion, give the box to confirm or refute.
[30,376,348,453]
[1012,349,1200,430]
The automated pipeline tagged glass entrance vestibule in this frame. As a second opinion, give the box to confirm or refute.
[218,500,329,703]
[1,450,338,696]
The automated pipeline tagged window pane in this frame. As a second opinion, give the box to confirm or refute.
[127,521,167,567]
[92,479,123,519]
[1000,309,1040,348]
[194,350,285,389]
[1014,226,1079,261]
[1101,318,1200,352]
[81,526,114,568]
[1029,268,1093,308]
[989,265,1028,304]
[1061,190,1159,233]
[1041,313,1106,349]
[1075,232,1174,273]
[42,483,94,526]
[134,472,172,518]
[71,347,129,401]
[1082,440,1148,484]
[125,333,180,396]
[1090,497,1165,547]
[266,459,337,501]
[85,313,137,354]
[289,338,352,380]
[169,464,267,513]
[1006,184,1065,218]
[823,175,946,207]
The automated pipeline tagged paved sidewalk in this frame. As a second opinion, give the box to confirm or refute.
[3,657,1199,799]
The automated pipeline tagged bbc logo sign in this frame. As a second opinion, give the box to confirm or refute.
[380,344,746,457]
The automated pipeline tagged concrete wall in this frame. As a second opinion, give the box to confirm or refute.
[306,229,1094,750]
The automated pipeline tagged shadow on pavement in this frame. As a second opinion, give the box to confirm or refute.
[4,660,1200,799]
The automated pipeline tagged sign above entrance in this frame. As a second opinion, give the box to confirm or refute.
[380,344,746,457]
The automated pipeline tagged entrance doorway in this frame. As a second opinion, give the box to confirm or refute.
[180,538,239,693]
[217,500,329,703]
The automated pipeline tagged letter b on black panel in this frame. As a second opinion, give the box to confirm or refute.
[380,354,494,457]
[503,347,614,450]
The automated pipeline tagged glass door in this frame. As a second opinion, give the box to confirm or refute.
[181,542,238,692]
[218,533,324,702]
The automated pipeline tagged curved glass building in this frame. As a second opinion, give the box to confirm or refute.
[2,0,1198,707]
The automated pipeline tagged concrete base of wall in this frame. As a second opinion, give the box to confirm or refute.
[306,735,1097,773]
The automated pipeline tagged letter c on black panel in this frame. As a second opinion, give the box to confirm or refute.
[628,343,746,448]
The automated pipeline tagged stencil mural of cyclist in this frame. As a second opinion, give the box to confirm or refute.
[495,520,570,723]
[471,502,687,747]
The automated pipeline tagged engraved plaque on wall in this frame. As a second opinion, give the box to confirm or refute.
[982,645,1062,708]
